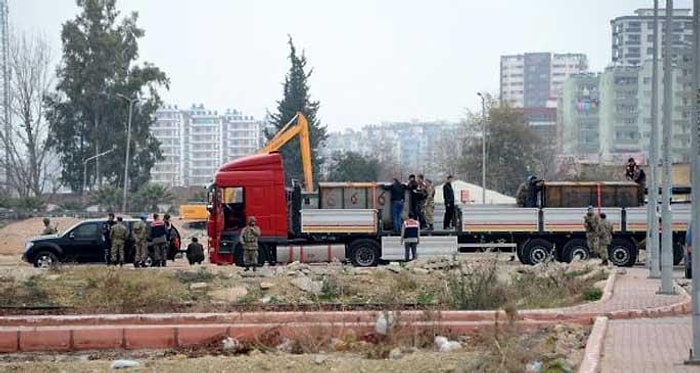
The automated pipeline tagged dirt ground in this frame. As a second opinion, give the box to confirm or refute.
[0,351,485,373]
[0,217,83,255]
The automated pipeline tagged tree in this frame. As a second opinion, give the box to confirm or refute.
[89,185,121,212]
[454,97,543,196]
[131,183,174,213]
[268,36,327,188]
[0,32,56,198]
[45,0,168,193]
[327,151,380,182]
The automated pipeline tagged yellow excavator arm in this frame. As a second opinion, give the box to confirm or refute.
[259,112,313,193]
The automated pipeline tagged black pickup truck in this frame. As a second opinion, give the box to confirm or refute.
[22,218,181,267]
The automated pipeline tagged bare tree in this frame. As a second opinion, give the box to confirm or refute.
[0,32,56,198]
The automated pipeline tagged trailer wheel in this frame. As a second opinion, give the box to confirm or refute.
[609,238,637,267]
[561,238,591,263]
[516,243,530,265]
[523,239,553,265]
[348,239,380,267]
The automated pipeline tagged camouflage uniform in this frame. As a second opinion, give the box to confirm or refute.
[584,211,601,259]
[41,218,57,235]
[423,183,435,229]
[598,217,613,262]
[110,221,128,265]
[240,222,261,270]
[515,182,528,207]
[132,219,148,266]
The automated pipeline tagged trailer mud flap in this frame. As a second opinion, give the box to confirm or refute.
[380,236,458,261]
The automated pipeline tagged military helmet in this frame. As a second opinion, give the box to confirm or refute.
[43,217,50,224]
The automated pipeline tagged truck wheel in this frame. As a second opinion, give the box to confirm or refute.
[609,238,637,267]
[516,243,531,265]
[562,238,591,263]
[349,239,380,267]
[523,239,553,265]
[673,243,684,266]
[33,251,58,268]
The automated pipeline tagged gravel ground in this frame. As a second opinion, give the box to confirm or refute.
[0,351,480,373]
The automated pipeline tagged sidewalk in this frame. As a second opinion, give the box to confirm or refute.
[597,267,699,372]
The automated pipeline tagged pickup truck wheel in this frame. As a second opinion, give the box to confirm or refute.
[523,239,553,265]
[33,251,58,268]
[673,243,684,266]
[562,238,591,263]
[609,238,637,267]
[349,239,380,267]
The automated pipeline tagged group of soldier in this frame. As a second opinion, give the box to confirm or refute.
[102,212,178,268]
[583,206,614,266]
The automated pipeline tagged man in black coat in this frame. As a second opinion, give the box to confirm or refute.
[443,175,455,229]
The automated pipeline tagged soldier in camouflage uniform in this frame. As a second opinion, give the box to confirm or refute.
[132,215,148,268]
[239,216,261,271]
[109,216,128,266]
[41,218,57,235]
[583,206,601,262]
[598,213,613,266]
[422,179,436,230]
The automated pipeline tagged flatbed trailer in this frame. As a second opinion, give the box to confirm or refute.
[206,152,688,267]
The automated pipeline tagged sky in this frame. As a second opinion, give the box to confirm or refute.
[11,0,695,131]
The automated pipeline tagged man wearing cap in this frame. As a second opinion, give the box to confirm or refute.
[240,216,261,271]
[150,213,168,267]
[583,206,601,261]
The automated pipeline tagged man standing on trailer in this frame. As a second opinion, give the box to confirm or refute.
[584,206,601,262]
[240,216,261,271]
[401,212,420,261]
[423,178,436,231]
[381,178,408,233]
[443,175,455,229]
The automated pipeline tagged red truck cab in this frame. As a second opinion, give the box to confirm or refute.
[207,152,289,265]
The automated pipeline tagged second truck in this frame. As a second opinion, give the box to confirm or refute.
[206,112,689,267]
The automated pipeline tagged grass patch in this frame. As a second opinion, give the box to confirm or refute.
[174,267,216,284]
[582,286,603,301]
[440,261,509,310]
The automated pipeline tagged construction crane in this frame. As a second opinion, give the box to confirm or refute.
[259,112,313,193]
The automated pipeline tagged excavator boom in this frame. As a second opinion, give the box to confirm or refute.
[259,112,314,192]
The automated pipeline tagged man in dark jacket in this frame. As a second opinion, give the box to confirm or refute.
[150,213,168,267]
[186,237,205,265]
[443,175,455,229]
[382,178,408,233]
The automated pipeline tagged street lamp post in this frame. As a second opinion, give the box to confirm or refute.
[83,148,116,197]
[117,94,139,213]
[477,92,487,204]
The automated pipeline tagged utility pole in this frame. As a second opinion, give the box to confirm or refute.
[477,92,486,204]
[649,0,661,278]
[687,0,700,363]
[117,94,138,213]
[659,0,675,295]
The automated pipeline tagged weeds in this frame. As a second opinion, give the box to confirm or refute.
[174,267,215,284]
[583,286,603,301]
[441,260,509,310]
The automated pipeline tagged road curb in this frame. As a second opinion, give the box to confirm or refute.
[578,316,608,373]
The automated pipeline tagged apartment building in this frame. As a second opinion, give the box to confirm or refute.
[611,8,693,67]
[500,52,589,108]
[151,104,264,187]
[151,105,185,186]
[559,73,602,156]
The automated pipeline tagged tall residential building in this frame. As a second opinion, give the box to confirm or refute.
[599,66,641,159]
[150,104,264,187]
[611,8,693,67]
[559,73,601,156]
[151,105,185,186]
[500,52,588,108]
